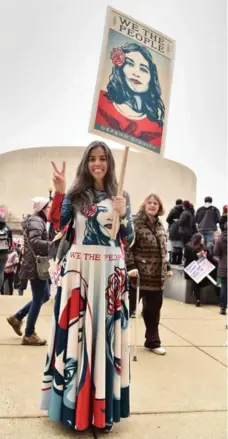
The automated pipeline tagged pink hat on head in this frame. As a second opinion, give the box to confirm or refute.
[32,197,49,214]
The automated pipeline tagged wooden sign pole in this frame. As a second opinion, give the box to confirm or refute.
[111,146,129,240]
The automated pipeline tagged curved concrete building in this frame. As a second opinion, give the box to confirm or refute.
[0,147,196,224]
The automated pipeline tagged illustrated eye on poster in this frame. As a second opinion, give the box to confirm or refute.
[89,6,175,155]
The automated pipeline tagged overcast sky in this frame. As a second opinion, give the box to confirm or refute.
[0,0,226,208]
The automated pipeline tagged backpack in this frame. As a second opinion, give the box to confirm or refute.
[4,251,19,273]
[0,227,9,251]
[169,221,181,241]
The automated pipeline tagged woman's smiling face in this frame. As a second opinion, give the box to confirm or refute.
[145,196,160,217]
[123,51,151,93]
[88,146,108,183]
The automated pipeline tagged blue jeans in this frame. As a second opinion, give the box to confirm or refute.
[18,278,28,296]
[201,231,214,246]
[15,279,50,336]
[220,278,227,309]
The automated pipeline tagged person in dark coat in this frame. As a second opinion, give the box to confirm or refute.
[206,231,221,297]
[166,199,183,226]
[214,223,227,315]
[7,197,51,346]
[189,203,195,217]
[220,205,227,232]
[166,199,183,264]
[178,200,195,246]
[195,196,220,245]
[184,233,216,306]
[1,247,19,295]
[0,216,12,291]
[14,245,28,295]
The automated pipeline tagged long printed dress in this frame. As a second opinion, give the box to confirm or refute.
[40,190,134,431]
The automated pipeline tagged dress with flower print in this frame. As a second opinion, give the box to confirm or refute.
[40,190,134,432]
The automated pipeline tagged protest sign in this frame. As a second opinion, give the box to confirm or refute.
[89,6,175,237]
[89,6,175,155]
[184,257,216,284]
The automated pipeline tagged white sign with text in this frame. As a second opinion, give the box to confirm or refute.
[184,257,215,284]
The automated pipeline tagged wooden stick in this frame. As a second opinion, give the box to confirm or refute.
[133,273,140,362]
[206,275,217,286]
[111,146,129,240]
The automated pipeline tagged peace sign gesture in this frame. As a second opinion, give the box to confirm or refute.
[51,161,66,194]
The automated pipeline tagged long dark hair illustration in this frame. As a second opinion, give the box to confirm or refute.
[106,42,165,126]
[82,204,112,246]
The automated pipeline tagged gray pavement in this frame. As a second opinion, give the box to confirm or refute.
[0,293,227,438]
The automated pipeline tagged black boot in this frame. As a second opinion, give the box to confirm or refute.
[175,247,183,265]
[170,252,177,265]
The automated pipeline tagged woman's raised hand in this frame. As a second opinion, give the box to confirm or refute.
[51,161,66,194]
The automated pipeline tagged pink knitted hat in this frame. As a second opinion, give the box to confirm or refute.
[32,197,49,214]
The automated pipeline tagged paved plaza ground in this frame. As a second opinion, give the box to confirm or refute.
[0,293,227,438]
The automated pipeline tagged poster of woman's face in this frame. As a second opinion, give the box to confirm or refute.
[89,7,175,155]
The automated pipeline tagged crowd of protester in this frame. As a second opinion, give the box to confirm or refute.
[167,198,227,312]
[0,227,27,296]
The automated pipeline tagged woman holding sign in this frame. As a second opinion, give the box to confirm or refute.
[40,141,134,433]
[184,233,216,307]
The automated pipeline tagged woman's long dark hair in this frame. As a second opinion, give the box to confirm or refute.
[67,141,118,209]
[83,207,111,246]
[106,42,165,126]
[188,233,205,252]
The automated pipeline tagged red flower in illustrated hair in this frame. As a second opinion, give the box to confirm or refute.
[110,48,125,67]
[115,267,125,293]
[82,205,97,218]
[105,267,126,315]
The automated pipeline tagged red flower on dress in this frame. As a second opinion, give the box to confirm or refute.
[105,267,126,315]
[82,205,97,218]
[116,267,125,292]
[110,48,125,67]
